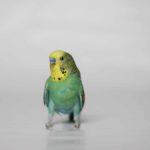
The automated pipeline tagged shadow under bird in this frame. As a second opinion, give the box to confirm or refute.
[43,50,85,128]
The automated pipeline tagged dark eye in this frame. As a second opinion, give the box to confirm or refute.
[60,56,64,61]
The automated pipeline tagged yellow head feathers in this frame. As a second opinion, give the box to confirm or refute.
[49,50,69,82]
[49,50,79,82]
[49,50,65,59]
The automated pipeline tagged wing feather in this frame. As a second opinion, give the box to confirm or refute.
[79,83,85,109]
[43,80,50,107]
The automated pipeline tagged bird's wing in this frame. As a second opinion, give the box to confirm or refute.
[80,84,85,108]
[43,79,50,107]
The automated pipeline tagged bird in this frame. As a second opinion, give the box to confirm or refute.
[43,50,85,129]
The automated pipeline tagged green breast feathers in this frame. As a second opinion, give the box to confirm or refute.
[44,73,84,112]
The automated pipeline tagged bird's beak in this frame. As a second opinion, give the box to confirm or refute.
[50,58,56,64]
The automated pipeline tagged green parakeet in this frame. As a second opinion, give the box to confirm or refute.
[43,50,85,128]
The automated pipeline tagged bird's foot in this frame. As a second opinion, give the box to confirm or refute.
[74,123,80,129]
[45,122,53,129]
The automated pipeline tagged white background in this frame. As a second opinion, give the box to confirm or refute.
[0,0,150,149]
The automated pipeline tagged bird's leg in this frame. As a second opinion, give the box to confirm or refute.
[74,115,80,128]
[45,100,55,129]
[73,99,81,128]
[45,113,54,129]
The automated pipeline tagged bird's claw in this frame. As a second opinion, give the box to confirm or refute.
[74,124,80,129]
[45,122,53,129]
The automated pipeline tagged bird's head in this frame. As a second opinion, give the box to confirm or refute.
[49,50,79,82]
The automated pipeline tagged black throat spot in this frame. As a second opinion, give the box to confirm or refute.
[58,77,61,80]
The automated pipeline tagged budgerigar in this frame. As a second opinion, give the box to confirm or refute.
[43,50,85,128]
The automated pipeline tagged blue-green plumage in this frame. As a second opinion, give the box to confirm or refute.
[44,73,84,114]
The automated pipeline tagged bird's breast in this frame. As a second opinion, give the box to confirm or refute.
[49,74,81,109]
[49,83,77,109]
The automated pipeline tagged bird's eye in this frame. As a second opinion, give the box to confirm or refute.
[60,56,64,61]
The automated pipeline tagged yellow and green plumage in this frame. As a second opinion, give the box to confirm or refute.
[43,50,85,128]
